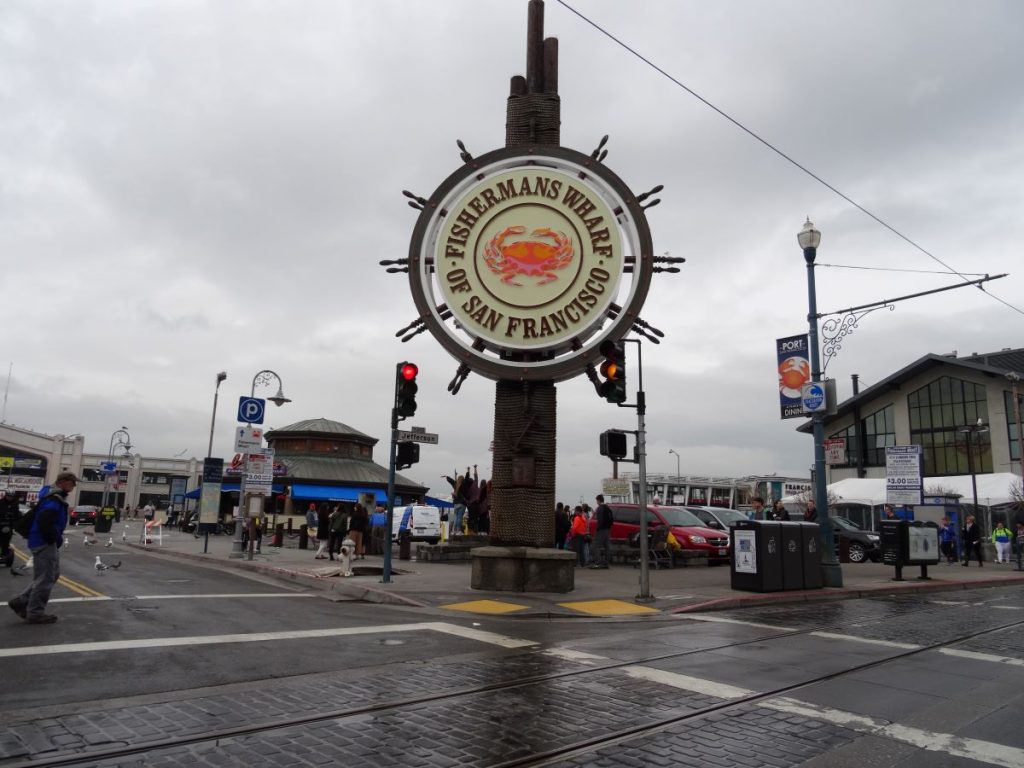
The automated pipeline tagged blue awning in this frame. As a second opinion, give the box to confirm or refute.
[425,495,454,509]
[184,482,281,499]
[292,484,387,503]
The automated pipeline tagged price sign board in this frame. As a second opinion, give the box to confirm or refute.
[243,449,274,497]
[886,445,923,505]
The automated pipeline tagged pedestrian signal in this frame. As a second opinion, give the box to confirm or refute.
[599,430,628,460]
[396,441,420,470]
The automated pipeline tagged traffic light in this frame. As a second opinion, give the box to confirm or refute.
[599,430,628,460]
[396,441,420,470]
[395,361,418,419]
[598,340,627,403]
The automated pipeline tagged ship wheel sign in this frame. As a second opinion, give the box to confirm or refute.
[400,144,666,386]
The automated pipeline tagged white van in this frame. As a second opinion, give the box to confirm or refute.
[392,504,443,544]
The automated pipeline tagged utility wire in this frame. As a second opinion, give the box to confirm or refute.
[818,264,988,276]
[554,0,1024,317]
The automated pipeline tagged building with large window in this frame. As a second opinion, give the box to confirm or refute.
[805,348,1023,484]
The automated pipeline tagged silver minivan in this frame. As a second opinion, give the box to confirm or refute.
[391,504,443,544]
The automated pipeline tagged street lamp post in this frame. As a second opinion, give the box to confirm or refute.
[100,427,131,511]
[207,372,227,458]
[959,418,990,550]
[669,448,680,504]
[1007,372,1024,480]
[799,218,843,588]
[230,370,291,558]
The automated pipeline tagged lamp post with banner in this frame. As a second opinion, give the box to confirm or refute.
[798,219,842,588]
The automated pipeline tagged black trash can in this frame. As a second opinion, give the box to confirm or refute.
[298,524,309,550]
[779,522,804,591]
[731,520,783,592]
[799,522,823,589]
[398,529,412,560]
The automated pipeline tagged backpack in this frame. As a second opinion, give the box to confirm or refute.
[13,503,38,539]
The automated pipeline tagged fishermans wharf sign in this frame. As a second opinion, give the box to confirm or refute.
[407,145,654,382]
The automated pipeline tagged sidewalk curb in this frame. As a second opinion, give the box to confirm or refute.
[670,574,1024,614]
[124,543,430,608]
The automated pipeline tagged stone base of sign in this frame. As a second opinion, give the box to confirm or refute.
[471,546,576,593]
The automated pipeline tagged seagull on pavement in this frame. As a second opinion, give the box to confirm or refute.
[94,556,121,571]
[105,537,113,547]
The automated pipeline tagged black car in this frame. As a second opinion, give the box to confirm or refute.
[69,505,98,526]
[830,515,881,563]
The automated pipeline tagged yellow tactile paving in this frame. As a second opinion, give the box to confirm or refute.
[441,599,531,614]
[558,599,660,616]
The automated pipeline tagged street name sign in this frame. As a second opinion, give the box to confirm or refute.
[396,430,439,445]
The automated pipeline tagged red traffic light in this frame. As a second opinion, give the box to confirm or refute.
[400,362,418,381]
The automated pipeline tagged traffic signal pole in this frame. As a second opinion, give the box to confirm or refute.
[382,418,398,584]
[630,340,652,603]
[384,362,418,584]
[599,339,651,602]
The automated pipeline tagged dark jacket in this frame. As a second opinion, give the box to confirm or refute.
[0,496,19,534]
[554,510,571,544]
[963,522,981,545]
[28,487,69,549]
[595,503,614,531]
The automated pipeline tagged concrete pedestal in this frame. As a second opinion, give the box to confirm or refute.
[471,546,576,593]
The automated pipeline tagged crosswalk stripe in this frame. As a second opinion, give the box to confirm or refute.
[0,621,534,658]
[617,667,1024,767]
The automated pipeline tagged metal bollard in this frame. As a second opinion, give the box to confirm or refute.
[272,523,284,548]
[399,529,412,560]
[287,517,293,534]
[299,524,309,550]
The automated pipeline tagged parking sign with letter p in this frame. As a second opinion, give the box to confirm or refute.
[238,396,266,425]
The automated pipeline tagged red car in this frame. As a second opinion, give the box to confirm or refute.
[590,503,731,564]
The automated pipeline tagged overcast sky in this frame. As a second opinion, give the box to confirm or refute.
[2,0,1022,504]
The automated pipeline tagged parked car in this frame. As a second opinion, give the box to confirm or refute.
[830,515,881,563]
[685,505,748,531]
[591,504,731,564]
[392,504,442,544]
[69,505,98,526]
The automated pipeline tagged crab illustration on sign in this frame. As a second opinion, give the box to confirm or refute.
[483,226,573,286]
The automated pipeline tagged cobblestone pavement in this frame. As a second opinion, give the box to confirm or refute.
[3,587,1022,767]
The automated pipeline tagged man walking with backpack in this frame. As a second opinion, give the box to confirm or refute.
[8,471,77,624]
[589,494,614,569]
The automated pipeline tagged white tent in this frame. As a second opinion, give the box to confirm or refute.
[782,473,1022,508]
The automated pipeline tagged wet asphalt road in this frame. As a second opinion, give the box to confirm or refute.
[2,541,1023,767]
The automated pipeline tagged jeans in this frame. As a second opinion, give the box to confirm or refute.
[572,535,587,566]
[593,528,611,566]
[452,504,467,536]
[18,544,60,618]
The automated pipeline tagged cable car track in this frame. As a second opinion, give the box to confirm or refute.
[9,592,1024,768]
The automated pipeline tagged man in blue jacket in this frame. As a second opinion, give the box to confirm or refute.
[8,471,77,624]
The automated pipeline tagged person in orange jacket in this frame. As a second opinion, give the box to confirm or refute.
[570,506,589,567]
